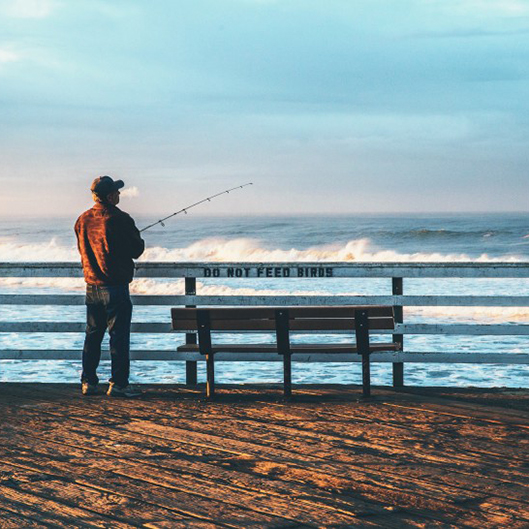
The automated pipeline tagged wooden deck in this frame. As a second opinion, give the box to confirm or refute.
[0,384,528,528]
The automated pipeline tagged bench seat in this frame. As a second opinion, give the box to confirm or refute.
[177,343,400,354]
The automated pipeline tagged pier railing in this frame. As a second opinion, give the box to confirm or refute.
[1,262,529,386]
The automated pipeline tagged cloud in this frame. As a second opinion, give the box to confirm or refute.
[0,48,19,63]
[121,186,140,198]
[427,0,529,16]
[467,0,529,14]
[3,0,55,18]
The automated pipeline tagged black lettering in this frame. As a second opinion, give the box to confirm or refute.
[297,268,304,277]
[283,268,291,277]
[235,268,243,277]
[244,267,251,277]
[310,268,318,277]
[266,268,273,277]
[257,267,264,277]
[204,268,211,277]
[274,267,281,277]
[227,268,234,278]
[318,268,324,277]
[213,269,220,277]
[326,268,333,277]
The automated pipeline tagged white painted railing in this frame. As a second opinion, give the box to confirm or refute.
[1,262,529,386]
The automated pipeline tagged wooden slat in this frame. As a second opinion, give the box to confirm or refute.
[171,307,276,320]
[173,295,529,307]
[0,483,133,528]
[172,323,529,335]
[288,306,394,318]
[171,306,394,320]
[176,343,400,354]
[0,294,194,306]
[206,306,394,318]
[0,322,171,333]
[171,317,396,332]
[0,294,85,305]
[3,293,529,307]
[229,317,395,331]
[3,261,529,278]
[399,324,529,335]
[1,321,526,336]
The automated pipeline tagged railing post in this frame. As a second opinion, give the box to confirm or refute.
[354,309,371,398]
[275,309,292,400]
[185,277,198,386]
[392,277,404,387]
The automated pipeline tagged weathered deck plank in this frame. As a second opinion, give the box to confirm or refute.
[1,383,528,528]
[0,408,408,526]
[0,481,135,528]
[0,433,366,528]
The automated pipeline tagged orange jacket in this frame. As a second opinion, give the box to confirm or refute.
[75,203,145,285]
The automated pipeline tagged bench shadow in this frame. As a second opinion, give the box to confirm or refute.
[139,384,387,404]
[394,386,529,411]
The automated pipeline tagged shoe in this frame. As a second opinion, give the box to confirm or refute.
[81,382,99,396]
[107,382,142,398]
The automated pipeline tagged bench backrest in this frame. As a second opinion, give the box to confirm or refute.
[171,306,396,332]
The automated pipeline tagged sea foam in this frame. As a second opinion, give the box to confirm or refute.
[0,236,520,263]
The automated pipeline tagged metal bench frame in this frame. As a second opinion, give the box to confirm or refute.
[172,306,400,399]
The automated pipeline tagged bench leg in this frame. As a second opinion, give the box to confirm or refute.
[275,309,292,400]
[197,310,214,399]
[283,352,292,400]
[206,353,215,399]
[355,309,371,399]
[362,350,371,398]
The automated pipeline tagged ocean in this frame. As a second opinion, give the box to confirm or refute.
[1,213,529,388]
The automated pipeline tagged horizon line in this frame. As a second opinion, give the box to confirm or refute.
[1,211,528,220]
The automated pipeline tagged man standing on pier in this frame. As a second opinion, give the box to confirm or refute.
[75,176,145,397]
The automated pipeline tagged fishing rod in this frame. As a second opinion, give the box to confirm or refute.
[140,182,253,232]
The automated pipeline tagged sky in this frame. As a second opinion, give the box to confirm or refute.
[0,0,528,217]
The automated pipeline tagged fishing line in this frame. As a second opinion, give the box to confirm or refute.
[139,182,253,233]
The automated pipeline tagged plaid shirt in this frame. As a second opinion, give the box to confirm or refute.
[75,203,145,285]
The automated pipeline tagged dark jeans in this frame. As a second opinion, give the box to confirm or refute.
[82,284,133,387]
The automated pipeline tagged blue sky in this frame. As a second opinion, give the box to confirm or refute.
[0,0,528,216]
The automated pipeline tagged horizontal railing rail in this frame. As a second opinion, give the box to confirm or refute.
[0,350,524,364]
[2,261,529,278]
[2,294,529,306]
[1,322,529,335]
[1,262,529,385]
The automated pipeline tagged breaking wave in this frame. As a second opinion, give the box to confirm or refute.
[140,237,522,263]
[0,236,522,264]
[0,237,77,261]
[1,236,526,324]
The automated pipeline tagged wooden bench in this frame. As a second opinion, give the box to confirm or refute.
[171,306,400,399]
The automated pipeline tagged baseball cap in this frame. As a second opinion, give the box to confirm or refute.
[90,175,125,197]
